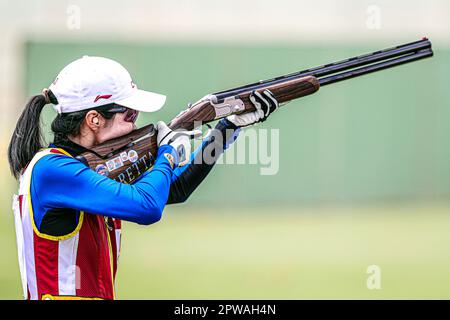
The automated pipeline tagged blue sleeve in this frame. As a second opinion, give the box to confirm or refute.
[31,145,178,226]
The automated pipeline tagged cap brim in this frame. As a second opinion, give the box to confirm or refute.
[115,89,166,113]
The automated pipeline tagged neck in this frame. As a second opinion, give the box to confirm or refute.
[68,133,96,149]
[53,138,88,157]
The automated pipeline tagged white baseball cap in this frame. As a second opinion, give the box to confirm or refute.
[48,56,166,114]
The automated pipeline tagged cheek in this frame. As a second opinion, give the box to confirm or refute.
[115,117,135,133]
[98,116,135,142]
[121,122,135,133]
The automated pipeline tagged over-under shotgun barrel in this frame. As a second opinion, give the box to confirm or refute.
[319,47,433,86]
[284,38,431,80]
[215,38,433,99]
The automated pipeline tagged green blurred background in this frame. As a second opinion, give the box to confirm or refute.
[0,0,449,299]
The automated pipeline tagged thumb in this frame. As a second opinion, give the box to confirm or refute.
[156,121,173,146]
[156,121,169,131]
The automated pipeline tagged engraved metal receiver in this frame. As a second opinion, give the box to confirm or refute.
[205,94,246,119]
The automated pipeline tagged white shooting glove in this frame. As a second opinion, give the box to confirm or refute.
[156,121,200,167]
[226,90,279,128]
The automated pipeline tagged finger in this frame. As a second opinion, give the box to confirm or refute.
[156,120,167,130]
[245,111,261,126]
[263,90,279,112]
[249,93,262,112]
[254,91,270,118]
[156,121,173,145]
[229,111,260,127]
[168,131,195,144]
[174,129,201,138]
[185,129,203,139]
[249,94,265,120]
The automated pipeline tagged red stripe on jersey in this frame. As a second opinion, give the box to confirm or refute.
[76,214,114,299]
[21,148,66,177]
[113,219,122,277]
[18,195,23,218]
[49,148,66,155]
[33,234,59,298]
[108,223,118,279]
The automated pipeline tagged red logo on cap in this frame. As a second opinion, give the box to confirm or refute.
[94,94,112,102]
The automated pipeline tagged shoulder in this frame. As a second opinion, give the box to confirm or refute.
[33,151,74,170]
[31,151,86,183]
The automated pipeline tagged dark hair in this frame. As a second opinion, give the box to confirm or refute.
[51,105,115,145]
[8,91,116,179]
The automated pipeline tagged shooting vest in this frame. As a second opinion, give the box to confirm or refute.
[12,148,121,300]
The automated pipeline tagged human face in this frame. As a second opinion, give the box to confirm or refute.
[93,106,139,144]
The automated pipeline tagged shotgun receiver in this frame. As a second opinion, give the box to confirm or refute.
[77,38,433,184]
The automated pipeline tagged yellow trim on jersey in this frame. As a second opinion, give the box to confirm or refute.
[28,148,84,241]
[41,294,103,300]
[106,226,116,300]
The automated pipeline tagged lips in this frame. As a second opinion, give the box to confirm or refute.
[124,109,139,123]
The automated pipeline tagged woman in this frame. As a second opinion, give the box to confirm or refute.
[8,56,279,300]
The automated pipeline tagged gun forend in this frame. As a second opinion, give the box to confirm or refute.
[168,75,320,130]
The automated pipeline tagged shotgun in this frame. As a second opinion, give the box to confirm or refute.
[77,38,433,184]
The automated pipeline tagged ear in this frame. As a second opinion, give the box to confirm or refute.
[85,110,105,131]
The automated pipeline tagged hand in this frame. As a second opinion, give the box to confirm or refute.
[226,90,279,128]
[156,121,193,167]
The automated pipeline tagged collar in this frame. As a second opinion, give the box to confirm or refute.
[50,140,89,157]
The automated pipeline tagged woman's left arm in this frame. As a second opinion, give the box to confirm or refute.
[167,89,280,204]
[167,119,240,204]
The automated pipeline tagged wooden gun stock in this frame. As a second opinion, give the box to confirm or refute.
[76,124,158,184]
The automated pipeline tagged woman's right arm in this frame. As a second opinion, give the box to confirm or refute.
[31,144,178,225]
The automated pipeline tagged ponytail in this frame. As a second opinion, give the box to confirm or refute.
[8,90,118,178]
[8,90,53,179]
